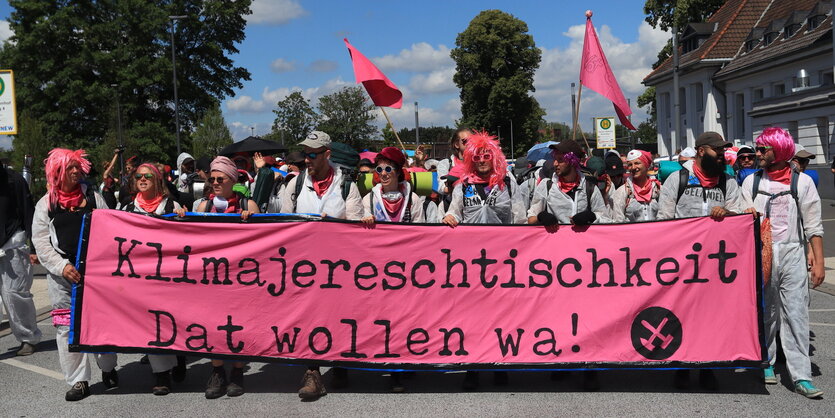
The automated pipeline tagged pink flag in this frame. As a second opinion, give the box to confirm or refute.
[344,38,403,109]
[580,15,636,130]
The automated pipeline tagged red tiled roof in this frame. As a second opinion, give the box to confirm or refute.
[643,0,772,84]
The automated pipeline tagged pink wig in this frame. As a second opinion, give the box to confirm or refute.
[459,130,508,189]
[45,148,91,208]
[756,127,795,162]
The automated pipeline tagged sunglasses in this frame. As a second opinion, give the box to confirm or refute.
[305,150,326,160]
[375,166,394,174]
[207,177,226,184]
[472,153,493,162]
[756,146,773,154]
[738,155,755,160]
[134,173,154,179]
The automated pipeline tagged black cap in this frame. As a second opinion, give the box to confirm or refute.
[737,146,755,156]
[604,153,625,176]
[549,139,585,157]
[195,156,212,173]
[358,158,374,168]
[695,131,731,148]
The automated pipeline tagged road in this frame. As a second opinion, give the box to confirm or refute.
[2,203,835,417]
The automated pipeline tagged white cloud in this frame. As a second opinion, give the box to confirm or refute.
[409,67,456,95]
[373,43,452,72]
[270,58,296,73]
[0,135,12,150]
[0,21,12,44]
[533,22,668,126]
[226,95,268,113]
[309,59,338,73]
[228,77,352,115]
[247,0,307,25]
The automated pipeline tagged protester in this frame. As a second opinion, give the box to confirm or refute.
[736,146,756,169]
[656,132,749,390]
[358,158,375,174]
[0,164,42,357]
[31,148,116,401]
[657,132,748,222]
[362,147,425,226]
[279,131,363,221]
[410,145,428,172]
[119,162,184,395]
[175,152,196,194]
[440,130,524,390]
[609,150,660,222]
[100,148,123,209]
[526,139,607,226]
[600,150,626,209]
[742,127,824,398]
[437,128,471,182]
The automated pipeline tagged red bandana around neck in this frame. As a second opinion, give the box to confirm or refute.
[767,165,792,185]
[558,175,580,194]
[692,162,719,188]
[631,177,659,203]
[312,168,334,197]
[57,185,84,209]
[136,194,164,213]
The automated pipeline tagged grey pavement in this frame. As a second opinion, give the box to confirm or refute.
[2,204,835,416]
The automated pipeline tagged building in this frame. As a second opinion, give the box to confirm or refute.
[643,0,834,161]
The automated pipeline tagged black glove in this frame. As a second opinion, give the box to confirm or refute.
[537,211,558,226]
[571,210,596,226]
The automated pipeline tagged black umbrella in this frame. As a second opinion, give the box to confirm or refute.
[218,136,287,156]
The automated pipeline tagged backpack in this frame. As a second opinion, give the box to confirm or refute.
[203,192,249,213]
[675,168,728,206]
[751,168,804,239]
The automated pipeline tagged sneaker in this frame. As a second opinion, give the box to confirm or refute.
[331,367,349,389]
[699,369,717,391]
[226,367,245,397]
[65,381,90,401]
[493,371,508,386]
[205,367,227,399]
[390,372,405,393]
[299,369,327,400]
[763,366,777,385]
[462,371,479,391]
[102,370,119,389]
[172,356,187,383]
[16,342,36,356]
[152,372,171,396]
[795,380,823,398]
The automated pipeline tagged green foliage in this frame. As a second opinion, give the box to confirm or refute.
[191,102,233,158]
[315,86,378,150]
[636,121,658,144]
[637,87,657,122]
[1,0,252,164]
[643,0,725,32]
[10,111,50,197]
[272,91,320,146]
[451,9,545,157]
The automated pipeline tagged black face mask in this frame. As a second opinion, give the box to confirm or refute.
[701,153,725,177]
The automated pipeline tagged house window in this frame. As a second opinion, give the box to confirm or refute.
[693,83,704,111]
[753,88,764,101]
[821,71,834,86]
[763,32,778,46]
[773,83,785,97]
[661,93,670,120]
[744,39,758,52]
[679,88,686,115]
[735,93,745,139]
[808,15,826,30]
[784,23,801,38]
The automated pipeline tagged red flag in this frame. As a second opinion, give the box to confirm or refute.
[344,38,403,109]
[580,15,636,130]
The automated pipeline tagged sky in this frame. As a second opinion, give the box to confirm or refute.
[0,0,670,146]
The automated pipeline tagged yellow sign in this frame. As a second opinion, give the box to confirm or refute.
[595,117,615,149]
[0,70,18,135]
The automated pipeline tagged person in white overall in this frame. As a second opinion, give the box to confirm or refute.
[31,149,116,401]
[609,150,660,223]
[362,147,425,225]
[441,131,525,390]
[741,127,824,398]
[436,127,470,185]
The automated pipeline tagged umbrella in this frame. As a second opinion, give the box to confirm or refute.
[526,141,558,163]
[219,136,287,156]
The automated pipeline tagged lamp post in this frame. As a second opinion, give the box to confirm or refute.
[111,83,124,174]
[169,15,187,156]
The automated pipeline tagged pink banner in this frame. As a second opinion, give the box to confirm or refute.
[71,210,764,369]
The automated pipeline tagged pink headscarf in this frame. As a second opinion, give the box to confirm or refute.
[210,156,239,181]
[756,127,795,162]
[44,148,92,209]
[459,130,508,189]
[625,149,652,169]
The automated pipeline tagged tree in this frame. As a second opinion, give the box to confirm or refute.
[272,92,319,145]
[315,86,378,150]
[10,111,51,197]
[451,10,545,157]
[644,0,726,32]
[636,121,657,144]
[191,102,233,158]
[0,0,252,162]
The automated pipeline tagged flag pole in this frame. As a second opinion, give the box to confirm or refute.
[572,83,592,151]
[379,106,407,150]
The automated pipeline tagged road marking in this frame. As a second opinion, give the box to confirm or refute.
[809,322,835,327]
[810,309,835,312]
[0,358,64,381]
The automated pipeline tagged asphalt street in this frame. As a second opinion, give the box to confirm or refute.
[2,203,835,416]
